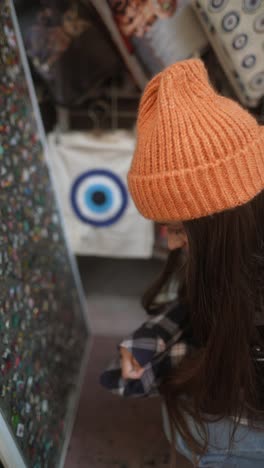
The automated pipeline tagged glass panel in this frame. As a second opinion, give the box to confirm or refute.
[0,2,90,467]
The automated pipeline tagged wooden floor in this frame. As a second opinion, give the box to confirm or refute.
[64,335,192,468]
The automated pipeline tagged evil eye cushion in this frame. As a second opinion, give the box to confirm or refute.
[48,131,154,258]
[192,0,264,107]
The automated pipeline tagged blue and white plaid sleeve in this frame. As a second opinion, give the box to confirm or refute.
[100,301,193,397]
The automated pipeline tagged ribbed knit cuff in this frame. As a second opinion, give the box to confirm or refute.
[128,130,264,222]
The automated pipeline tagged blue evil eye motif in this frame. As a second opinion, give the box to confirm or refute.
[254,13,264,33]
[243,0,262,13]
[250,71,264,91]
[242,54,256,68]
[208,0,228,12]
[232,33,248,50]
[222,11,240,32]
[71,169,128,227]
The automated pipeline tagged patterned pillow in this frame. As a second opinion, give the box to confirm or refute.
[192,0,264,108]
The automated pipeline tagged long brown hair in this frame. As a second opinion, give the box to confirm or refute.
[142,248,186,313]
[145,190,264,455]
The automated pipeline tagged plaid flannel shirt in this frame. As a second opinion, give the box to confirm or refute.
[100,301,195,397]
[100,301,264,427]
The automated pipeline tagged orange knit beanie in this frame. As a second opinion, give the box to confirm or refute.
[128,59,264,222]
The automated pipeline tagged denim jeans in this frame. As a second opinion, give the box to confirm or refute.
[162,403,264,467]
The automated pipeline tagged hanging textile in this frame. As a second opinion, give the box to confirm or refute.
[48,130,154,258]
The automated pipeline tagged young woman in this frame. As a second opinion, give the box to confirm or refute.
[101,59,264,466]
